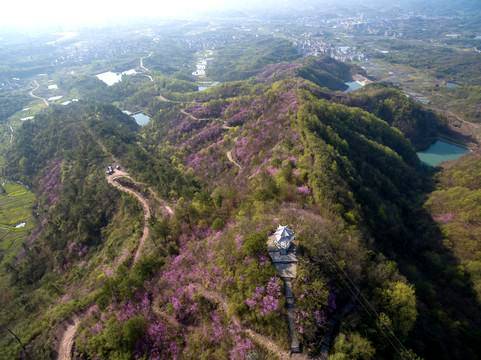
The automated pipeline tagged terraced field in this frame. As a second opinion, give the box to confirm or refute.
[0,182,35,268]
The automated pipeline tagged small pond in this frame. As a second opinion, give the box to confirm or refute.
[417,139,468,166]
[132,113,150,126]
[446,82,459,89]
[344,81,364,93]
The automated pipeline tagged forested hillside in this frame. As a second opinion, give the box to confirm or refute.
[342,84,450,150]
[426,155,481,301]
[1,56,480,360]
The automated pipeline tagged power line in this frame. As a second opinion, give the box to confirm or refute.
[325,249,409,354]
[322,253,405,356]
[319,245,410,358]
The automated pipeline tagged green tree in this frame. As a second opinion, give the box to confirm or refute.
[329,332,376,360]
[381,281,418,337]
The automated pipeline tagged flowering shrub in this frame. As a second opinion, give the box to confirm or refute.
[292,259,330,344]
[228,324,254,360]
[297,185,311,195]
[186,101,228,119]
[185,124,223,152]
[78,291,181,360]
[256,63,301,82]
[433,212,455,223]
[38,159,62,206]
[245,277,282,316]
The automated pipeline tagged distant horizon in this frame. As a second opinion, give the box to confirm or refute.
[0,0,295,30]
[0,0,478,33]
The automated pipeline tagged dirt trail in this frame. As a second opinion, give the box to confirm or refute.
[194,286,305,360]
[158,93,198,105]
[180,108,199,121]
[57,317,80,360]
[157,93,172,102]
[106,170,151,264]
[151,297,182,329]
[57,164,156,360]
[148,187,174,216]
[56,170,153,360]
[226,150,242,170]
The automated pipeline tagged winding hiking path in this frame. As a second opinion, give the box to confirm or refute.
[29,80,49,107]
[158,93,198,105]
[193,286,306,360]
[106,170,151,264]
[179,109,210,122]
[57,317,80,360]
[226,150,242,170]
[56,169,154,360]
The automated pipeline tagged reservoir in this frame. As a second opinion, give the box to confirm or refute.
[417,139,468,166]
[133,113,150,126]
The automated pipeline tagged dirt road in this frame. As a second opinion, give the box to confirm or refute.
[194,286,305,360]
[29,80,49,107]
[106,170,151,264]
[57,317,80,360]
[57,169,153,360]
[226,150,242,170]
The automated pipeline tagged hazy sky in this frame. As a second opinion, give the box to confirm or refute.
[0,0,469,30]
[0,0,301,29]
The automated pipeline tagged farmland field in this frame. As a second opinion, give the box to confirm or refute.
[0,182,35,266]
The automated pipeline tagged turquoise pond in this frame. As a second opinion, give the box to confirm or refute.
[417,140,468,166]
[132,113,150,126]
[344,81,364,93]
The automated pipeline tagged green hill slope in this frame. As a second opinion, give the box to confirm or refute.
[1,63,480,360]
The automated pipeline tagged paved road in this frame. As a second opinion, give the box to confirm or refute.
[140,53,153,82]
[29,80,49,107]
[8,125,13,144]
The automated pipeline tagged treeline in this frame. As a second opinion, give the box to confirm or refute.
[377,40,481,85]
[426,154,481,302]
[296,86,481,359]
[342,84,449,150]
[0,91,31,123]
[296,56,357,91]
[208,37,300,81]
